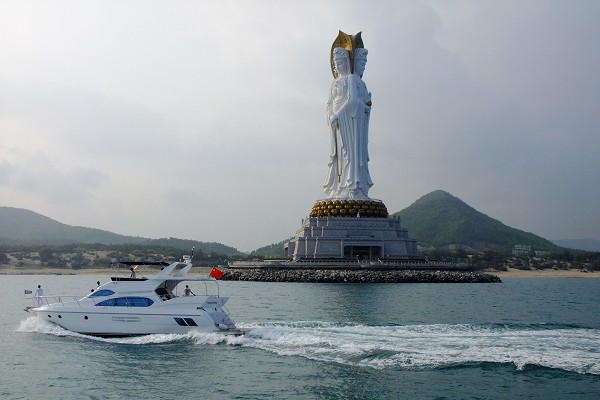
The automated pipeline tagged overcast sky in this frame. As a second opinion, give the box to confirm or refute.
[1,0,599,251]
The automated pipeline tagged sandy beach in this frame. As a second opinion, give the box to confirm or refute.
[492,268,599,278]
[1,266,598,278]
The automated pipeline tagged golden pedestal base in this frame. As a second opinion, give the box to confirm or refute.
[310,199,388,218]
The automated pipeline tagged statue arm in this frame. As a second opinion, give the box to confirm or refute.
[327,79,345,128]
[347,75,361,118]
[327,93,338,128]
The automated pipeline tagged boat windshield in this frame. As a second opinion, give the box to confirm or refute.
[90,290,115,297]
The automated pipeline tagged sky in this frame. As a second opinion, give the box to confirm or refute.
[1,0,599,252]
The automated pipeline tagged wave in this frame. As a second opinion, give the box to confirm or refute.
[18,317,600,375]
[236,322,600,375]
[16,316,228,345]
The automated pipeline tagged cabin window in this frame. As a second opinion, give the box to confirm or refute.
[95,297,154,307]
[90,290,115,297]
[173,317,198,327]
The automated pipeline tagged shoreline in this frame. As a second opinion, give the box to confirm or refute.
[492,267,599,278]
[1,267,598,278]
[0,267,212,276]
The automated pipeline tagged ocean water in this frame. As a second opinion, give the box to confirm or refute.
[1,275,599,399]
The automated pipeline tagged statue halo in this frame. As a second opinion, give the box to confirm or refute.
[330,30,364,79]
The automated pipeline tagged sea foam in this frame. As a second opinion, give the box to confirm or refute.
[18,317,600,374]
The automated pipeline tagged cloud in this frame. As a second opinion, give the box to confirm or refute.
[0,1,599,250]
[0,147,107,203]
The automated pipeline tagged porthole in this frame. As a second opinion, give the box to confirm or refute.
[58,315,62,318]
[47,315,51,318]
[84,316,88,320]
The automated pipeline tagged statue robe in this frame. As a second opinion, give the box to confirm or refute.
[324,73,373,199]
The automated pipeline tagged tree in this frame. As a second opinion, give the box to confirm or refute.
[0,252,8,266]
[39,247,55,264]
[591,256,600,271]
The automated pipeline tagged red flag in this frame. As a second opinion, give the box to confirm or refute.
[209,267,223,280]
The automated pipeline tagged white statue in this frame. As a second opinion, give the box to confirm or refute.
[324,43,373,200]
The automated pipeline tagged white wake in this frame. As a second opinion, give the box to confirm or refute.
[18,317,600,374]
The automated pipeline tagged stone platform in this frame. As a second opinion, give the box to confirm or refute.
[283,214,418,260]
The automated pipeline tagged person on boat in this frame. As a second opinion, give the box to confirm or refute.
[130,267,136,279]
[35,285,43,307]
[184,285,195,296]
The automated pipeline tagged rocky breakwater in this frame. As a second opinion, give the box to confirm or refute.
[221,269,501,283]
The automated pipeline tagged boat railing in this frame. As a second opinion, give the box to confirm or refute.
[29,280,222,308]
[30,295,82,308]
[173,280,220,298]
[203,280,220,298]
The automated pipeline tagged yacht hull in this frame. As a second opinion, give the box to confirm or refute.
[32,296,236,337]
[34,310,222,336]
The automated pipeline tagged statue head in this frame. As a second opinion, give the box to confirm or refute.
[330,30,365,78]
[354,48,368,78]
[332,47,351,77]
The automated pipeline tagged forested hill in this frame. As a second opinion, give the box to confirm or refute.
[0,192,569,256]
[0,207,145,245]
[392,190,560,252]
[0,207,239,256]
[141,238,238,256]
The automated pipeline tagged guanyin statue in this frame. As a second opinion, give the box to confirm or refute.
[324,31,373,200]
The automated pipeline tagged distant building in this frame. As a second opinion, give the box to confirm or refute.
[512,245,531,255]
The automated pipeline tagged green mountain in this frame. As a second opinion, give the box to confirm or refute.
[141,237,238,256]
[0,207,146,245]
[252,240,287,258]
[2,190,565,256]
[0,207,239,255]
[392,190,560,252]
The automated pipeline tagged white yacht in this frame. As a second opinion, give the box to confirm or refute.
[26,256,243,337]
